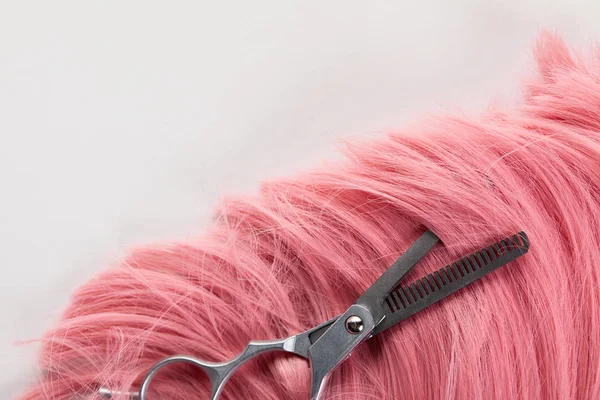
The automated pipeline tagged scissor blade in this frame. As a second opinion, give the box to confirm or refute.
[373,231,530,335]
[304,230,440,347]
[355,230,440,321]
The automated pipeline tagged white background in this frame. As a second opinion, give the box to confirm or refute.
[1,1,599,398]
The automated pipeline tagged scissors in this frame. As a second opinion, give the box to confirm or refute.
[101,230,530,399]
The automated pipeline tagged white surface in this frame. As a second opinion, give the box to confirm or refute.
[1,1,599,397]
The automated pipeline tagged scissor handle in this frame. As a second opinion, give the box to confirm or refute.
[138,338,297,400]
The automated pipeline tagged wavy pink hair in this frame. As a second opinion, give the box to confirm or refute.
[20,33,600,399]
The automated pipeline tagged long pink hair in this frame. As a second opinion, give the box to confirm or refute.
[20,33,600,399]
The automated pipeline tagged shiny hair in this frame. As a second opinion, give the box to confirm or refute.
[20,33,600,399]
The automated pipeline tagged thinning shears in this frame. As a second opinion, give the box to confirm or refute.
[101,230,530,399]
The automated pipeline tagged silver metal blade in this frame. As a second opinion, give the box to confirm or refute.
[354,230,440,321]
[305,232,529,344]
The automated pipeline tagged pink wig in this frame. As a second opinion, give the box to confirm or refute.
[20,33,600,399]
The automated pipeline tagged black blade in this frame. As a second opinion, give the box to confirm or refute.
[372,231,530,335]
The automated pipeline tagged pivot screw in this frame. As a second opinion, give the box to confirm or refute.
[345,315,364,334]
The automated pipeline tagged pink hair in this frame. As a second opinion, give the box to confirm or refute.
[20,33,600,399]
